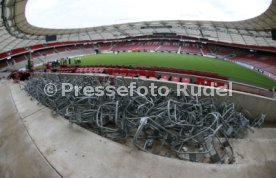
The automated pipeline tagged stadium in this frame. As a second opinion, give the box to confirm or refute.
[0,0,276,177]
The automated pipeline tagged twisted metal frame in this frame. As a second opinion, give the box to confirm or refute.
[24,74,265,164]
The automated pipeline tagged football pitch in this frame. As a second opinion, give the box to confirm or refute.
[74,52,276,88]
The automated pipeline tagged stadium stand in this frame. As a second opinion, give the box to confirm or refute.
[3,40,274,81]
[180,43,202,54]
[136,41,161,51]
[231,53,276,75]
[98,43,113,51]
[157,41,180,52]
[0,0,275,83]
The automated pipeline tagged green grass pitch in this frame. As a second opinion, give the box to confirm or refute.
[74,52,276,88]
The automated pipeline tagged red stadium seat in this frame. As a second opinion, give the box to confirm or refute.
[149,76,158,80]
[182,78,191,84]
[148,71,156,78]
[113,69,120,76]
[160,75,170,81]
[120,69,129,76]
[106,68,114,75]
[138,70,147,78]
[171,76,180,82]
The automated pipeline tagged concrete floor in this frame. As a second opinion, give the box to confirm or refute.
[0,80,60,178]
[1,80,276,178]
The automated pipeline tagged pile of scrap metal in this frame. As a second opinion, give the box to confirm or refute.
[24,74,265,164]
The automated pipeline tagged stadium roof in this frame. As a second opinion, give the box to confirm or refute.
[0,0,275,53]
[26,0,272,29]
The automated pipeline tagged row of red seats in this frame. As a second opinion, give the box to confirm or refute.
[52,65,229,87]
[106,68,156,79]
[0,53,7,59]
[82,65,228,81]
[160,75,191,83]
[196,78,228,88]
[30,44,45,50]
[11,48,27,55]
[76,67,104,73]
[56,68,77,73]
[104,68,192,84]
[72,67,192,84]
[53,66,233,87]
[53,65,230,86]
